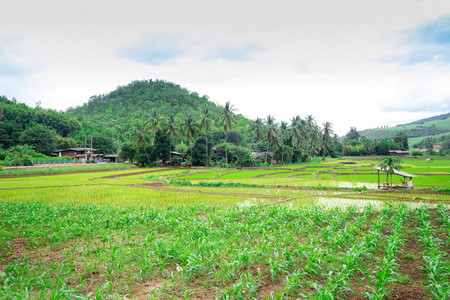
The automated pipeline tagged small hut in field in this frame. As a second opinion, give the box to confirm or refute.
[374,167,417,189]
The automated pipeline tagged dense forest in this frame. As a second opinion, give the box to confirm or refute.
[1,79,449,167]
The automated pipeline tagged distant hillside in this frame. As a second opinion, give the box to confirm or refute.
[358,113,450,142]
[67,79,251,143]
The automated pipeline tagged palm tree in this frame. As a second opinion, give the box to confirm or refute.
[249,117,264,143]
[305,116,320,157]
[148,108,162,135]
[130,121,152,166]
[147,108,162,163]
[322,122,333,158]
[219,101,237,165]
[309,124,320,157]
[165,113,180,164]
[264,115,279,164]
[182,114,197,159]
[279,121,288,164]
[289,116,302,161]
[199,105,213,166]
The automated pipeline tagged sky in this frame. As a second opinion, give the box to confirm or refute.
[1,0,450,136]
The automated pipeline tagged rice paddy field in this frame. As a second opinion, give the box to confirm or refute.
[0,156,449,299]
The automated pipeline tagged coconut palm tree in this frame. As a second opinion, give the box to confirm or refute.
[322,122,333,158]
[289,116,302,160]
[182,114,197,160]
[219,101,237,165]
[264,115,279,164]
[249,117,264,143]
[148,108,162,135]
[165,113,180,164]
[199,105,213,166]
[309,124,320,157]
[279,121,288,164]
[130,121,152,166]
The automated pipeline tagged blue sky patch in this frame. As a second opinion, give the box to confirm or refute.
[203,42,266,62]
[119,35,185,65]
[392,15,450,65]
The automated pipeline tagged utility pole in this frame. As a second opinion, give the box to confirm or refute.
[84,135,93,161]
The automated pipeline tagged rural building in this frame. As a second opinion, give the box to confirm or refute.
[166,151,183,165]
[252,151,273,159]
[388,150,410,157]
[51,148,119,162]
[51,148,98,158]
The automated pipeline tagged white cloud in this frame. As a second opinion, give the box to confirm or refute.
[1,0,450,134]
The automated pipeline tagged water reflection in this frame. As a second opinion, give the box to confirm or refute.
[291,197,445,210]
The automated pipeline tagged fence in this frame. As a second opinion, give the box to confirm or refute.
[33,160,80,164]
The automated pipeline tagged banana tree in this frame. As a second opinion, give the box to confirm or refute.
[379,156,403,186]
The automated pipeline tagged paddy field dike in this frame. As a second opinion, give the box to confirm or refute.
[0,156,449,299]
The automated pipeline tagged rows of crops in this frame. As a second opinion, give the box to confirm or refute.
[1,201,449,299]
[1,157,449,299]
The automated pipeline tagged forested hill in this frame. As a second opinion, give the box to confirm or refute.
[358,112,450,140]
[67,79,250,142]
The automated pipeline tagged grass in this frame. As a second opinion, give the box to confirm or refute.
[1,156,450,299]
[0,163,135,175]
[1,201,448,299]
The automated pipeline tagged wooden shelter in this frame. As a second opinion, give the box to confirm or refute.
[166,151,183,165]
[374,167,417,189]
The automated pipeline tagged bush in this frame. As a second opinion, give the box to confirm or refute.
[21,158,33,166]
[170,156,182,166]
[411,150,424,156]
[10,157,23,167]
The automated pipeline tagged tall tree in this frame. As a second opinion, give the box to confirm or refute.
[322,122,333,158]
[394,132,409,150]
[182,114,197,159]
[19,124,57,155]
[289,116,302,161]
[306,116,319,157]
[165,113,180,164]
[148,108,162,135]
[219,101,237,165]
[346,127,360,141]
[130,121,152,165]
[199,105,213,166]
[279,121,288,164]
[249,117,264,143]
[264,115,279,164]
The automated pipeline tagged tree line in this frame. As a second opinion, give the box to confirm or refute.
[119,102,342,167]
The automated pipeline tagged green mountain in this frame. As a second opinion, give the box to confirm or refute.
[67,79,251,144]
[358,113,450,145]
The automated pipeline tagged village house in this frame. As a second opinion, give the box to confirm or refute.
[388,150,410,157]
[50,148,119,162]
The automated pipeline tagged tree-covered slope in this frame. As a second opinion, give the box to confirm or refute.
[0,96,81,149]
[358,112,450,141]
[67,79,250,143]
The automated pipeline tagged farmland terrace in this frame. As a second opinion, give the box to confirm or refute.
[0,156,449,299]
